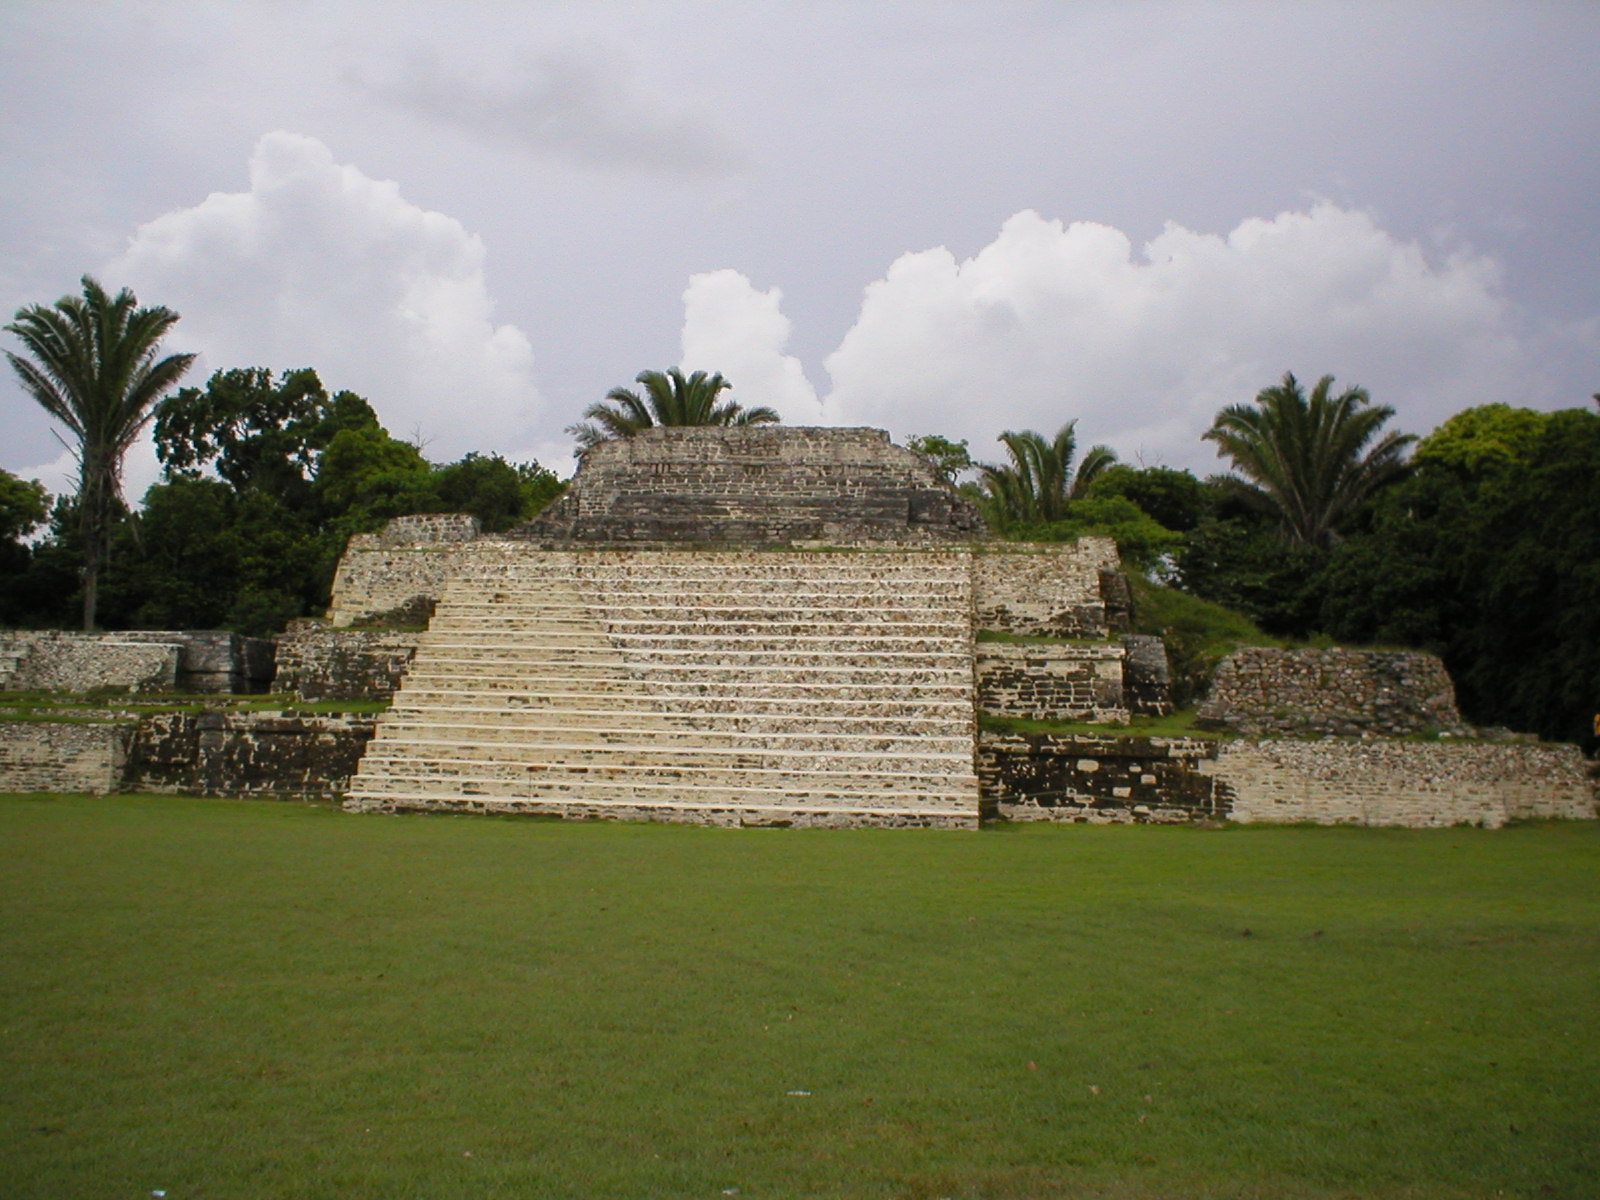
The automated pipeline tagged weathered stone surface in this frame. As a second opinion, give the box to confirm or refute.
[1121,634,1174,717]
[0,630,273,694]
[970,541,1121,637]
[1207,738,1597,828]
[0,721,132,793]
[274,622,419,701]
[517,426,984,545]
[976,641,1128,723]
[978,732,1227,823]
[1198,647,1464,737]
[125,711,376,799]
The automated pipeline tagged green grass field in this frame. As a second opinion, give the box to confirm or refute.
[2,795,1596,1200]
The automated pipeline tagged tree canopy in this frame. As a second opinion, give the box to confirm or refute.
[978,422,1117,530]
[566,368,780,451]
[1203,372,1414,548]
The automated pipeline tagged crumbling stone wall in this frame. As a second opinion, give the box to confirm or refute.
[327,543,472,627]
[373,513,481,545]
[0,721,132,793]
[274,622,419,701]
[978,732,1227,823]
[1208,739,1596,828]
[0,633,179,693]
[125,711,376,800]
[1198,647,1464,737]
[520,426,984,544]
[0,631,273,694]
[970,540,1121,637]
[976,641,1127,723]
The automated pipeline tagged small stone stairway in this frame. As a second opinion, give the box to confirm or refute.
[344,548,980,827]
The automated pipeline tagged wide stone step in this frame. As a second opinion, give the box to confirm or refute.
[365,728,973,757]
[358,750,972,785]
[347,771,977,804]
[343,790,978,826]
[393,679,973,704]
[425,619,967,639]
[382,702,970,727]
[417,634,970,657]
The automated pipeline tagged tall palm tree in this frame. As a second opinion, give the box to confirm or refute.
[6,276,195,628]
[566,368,780,451]
[978,421,1118,529]
[1204,372,1415,548]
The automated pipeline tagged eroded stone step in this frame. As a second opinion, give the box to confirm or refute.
[347,772,978,805]
[343,792,978,826]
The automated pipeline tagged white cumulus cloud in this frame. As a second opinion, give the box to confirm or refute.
[680,269,820,420]
[107,131,542,463]
[818,205,1530,471]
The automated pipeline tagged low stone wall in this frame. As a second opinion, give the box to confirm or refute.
[0,721,132,793]
[0,630,273,694]
[274,623,420,701]
[1199,647,1464,737]
[1209,739,1597,828]
[976,641,1127,723]
[970,541,1121,638]
[0,632,179,693]
[125,711,377,800]
[373,513,481,545]
[1121,634,1174,717]
[326,541,472,627]
[978,732,1228,823]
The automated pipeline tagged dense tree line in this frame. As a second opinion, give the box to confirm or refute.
[0,366,562,635]
[930,384,1600,752]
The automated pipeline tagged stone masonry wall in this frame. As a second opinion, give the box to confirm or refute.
[125,711,377,800]
[970,540,1121,637]
[326,542,472,627]
[1199,647,1464,737]
[976,641,1127,723]
[520,426,984,544]
[373,513,481,545]
[274,623,420,701]
[0,722,132,793]
[0,632,179,693]
[1209,739,1596,828]
[978,732,1227,823]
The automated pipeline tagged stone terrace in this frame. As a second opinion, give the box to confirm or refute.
[345,546,982,827]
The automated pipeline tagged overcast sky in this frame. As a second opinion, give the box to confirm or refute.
[3,0,1596,502]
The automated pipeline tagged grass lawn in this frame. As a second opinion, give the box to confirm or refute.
[1,796,1595,1200]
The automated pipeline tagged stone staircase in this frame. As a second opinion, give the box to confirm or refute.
[344,548,981,827]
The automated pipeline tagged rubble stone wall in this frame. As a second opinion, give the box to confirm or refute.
[373,513,481,546]
[978,732,1227,823]
[0,633,179,693]
[125,711,377,800]
[970,541,1120,637]
[326,542,474,627]
[976,641,1127,723]
[0,721,132,793]
[274,624,419,701]
[1209,739,1597,828]
[1199,647,1463,737]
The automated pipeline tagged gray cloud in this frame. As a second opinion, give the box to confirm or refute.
[365,43,745,176]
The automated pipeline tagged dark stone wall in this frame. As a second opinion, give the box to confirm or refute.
[126,711,376,800]
[978,732,1228,823]
[518,426,985,544]
[274,623,419,701]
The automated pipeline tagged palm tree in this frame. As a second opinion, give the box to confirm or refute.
[978,421,1118,529]
[1203,372,1415,548]
[566,368,780,451]
[6,276,195,628]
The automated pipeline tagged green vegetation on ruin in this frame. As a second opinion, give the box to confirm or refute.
[0,690,389,723]
[3,794,1595,1200]
[979,709,1219,740]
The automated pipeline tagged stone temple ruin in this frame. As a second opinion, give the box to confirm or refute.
[1,424,1595,828]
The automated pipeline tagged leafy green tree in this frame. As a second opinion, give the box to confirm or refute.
[1082,464,1208,533]
[1318,403,1600,749]
[0,469,50,624]
[5,276,195,628]
[566,368,780,451]
[1203,372,1414,548]
[978,422,1117,530]
[906,434,976,485]
[154,367,379,505]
